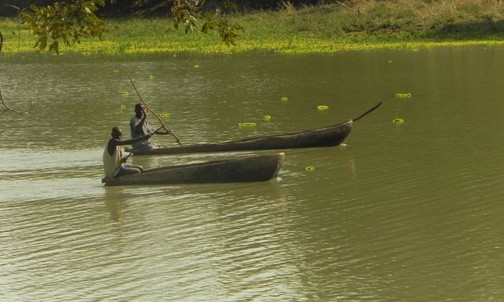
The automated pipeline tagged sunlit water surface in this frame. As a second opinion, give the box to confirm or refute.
[1,47,504,301]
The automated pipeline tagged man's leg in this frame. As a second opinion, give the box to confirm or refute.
[116,165,142,176]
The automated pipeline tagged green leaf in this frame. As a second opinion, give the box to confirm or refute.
[35,36,47,50]
[48,40,59,55]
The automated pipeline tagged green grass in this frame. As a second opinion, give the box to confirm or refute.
[2,0,504,56]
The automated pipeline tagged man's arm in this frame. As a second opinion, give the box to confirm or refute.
[116,133,151,146]
[133,112,148,134]
[154,127,171,135]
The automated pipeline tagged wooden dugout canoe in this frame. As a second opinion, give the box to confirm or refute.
[129,102,382,156]
[102,152,285,186]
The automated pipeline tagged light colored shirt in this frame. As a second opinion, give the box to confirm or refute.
[103,142,123,178]
[130,115,156,151]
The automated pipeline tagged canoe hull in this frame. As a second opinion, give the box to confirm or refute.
[132,120,353,156]
[103,152,285,186]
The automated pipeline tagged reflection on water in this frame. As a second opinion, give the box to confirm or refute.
[2,48,504,300]
[104,187,127,224]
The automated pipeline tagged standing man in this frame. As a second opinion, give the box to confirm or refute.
[103,127,151,178]
[130,103,170,152]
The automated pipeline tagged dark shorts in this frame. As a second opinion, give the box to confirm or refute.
[116,165,142,177]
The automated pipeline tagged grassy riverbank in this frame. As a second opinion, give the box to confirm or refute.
[2,0,504,55]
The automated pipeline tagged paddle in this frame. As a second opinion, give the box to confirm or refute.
[112,151,133,177]
[128,75,183,146]
[352,101,383,122]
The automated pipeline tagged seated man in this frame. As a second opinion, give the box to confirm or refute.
[130,103,170,152]
[103,127,151,178]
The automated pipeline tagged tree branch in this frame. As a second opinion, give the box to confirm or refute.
[0,90,35,115]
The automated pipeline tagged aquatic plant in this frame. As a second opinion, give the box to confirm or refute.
[395,92,412,99]
[159,113,172,120]
[305,165,316,172]
[239,122,257,128]
[392,117,405,124]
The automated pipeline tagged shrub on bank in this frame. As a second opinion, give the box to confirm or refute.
[1,0,504,55]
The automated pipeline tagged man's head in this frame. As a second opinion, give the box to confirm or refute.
[134,103,146,117]
[111,127,122,139]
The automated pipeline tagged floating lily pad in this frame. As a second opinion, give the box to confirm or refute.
[395,92,412,99]
[305,165,316,172]
[392,118,405,124]
[239,122,257,128]
[317,105,329,111]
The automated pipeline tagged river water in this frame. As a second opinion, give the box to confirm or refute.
[1,47,504,301]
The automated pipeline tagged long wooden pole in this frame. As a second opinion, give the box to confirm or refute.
[128,75,182,146]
